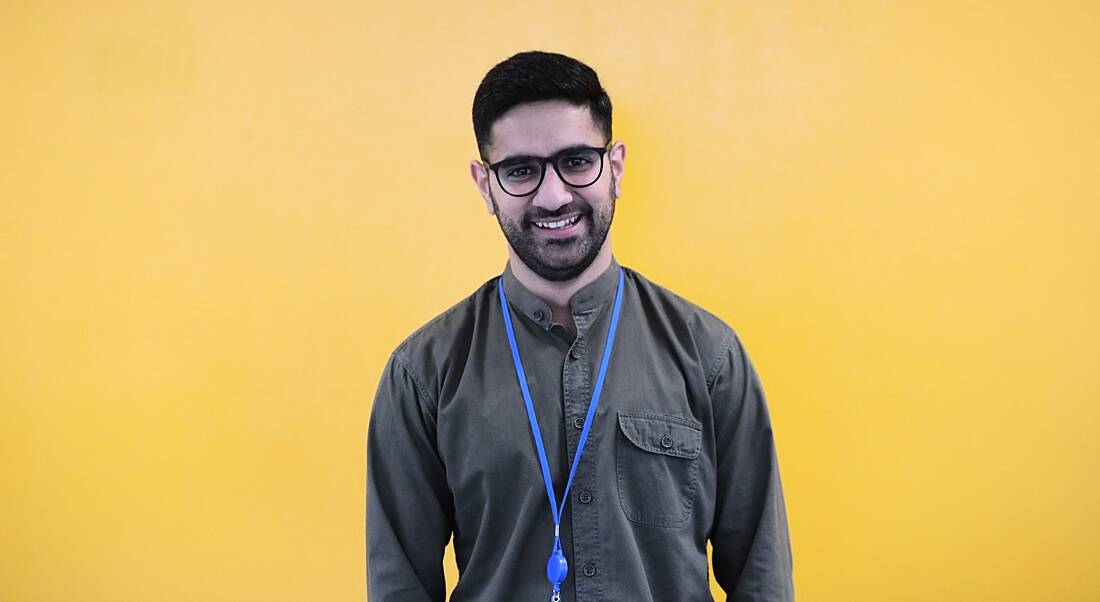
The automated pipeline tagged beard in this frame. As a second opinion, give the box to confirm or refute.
[490,179,617,282]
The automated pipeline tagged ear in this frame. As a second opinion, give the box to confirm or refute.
[470,160,495,215]
[609,141,626,198]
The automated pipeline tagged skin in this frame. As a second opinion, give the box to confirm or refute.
[469,100,627,335]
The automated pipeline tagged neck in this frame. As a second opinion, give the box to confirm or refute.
[508,238,613,319]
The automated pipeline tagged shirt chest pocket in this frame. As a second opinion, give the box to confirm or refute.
[615,411,702,528]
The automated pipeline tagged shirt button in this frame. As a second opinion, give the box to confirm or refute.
[569,346,582,359]
[578,490,593,504]
[572,417,584,430]
[582,562,598,577]
[533,309,544,321]
[660,435,674,449]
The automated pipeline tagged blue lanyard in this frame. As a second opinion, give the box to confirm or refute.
[497,267,625,601]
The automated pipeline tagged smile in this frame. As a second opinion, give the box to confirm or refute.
[533,214,582,230]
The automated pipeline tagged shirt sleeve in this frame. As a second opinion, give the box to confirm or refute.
[708,330,795,601]
[366,349,454,602]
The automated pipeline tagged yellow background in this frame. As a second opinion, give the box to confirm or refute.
[3,1,1098,600]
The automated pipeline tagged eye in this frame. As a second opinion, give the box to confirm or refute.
[502,162,537,180]
[560,152,597,172]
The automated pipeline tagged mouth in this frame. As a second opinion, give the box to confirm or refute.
[531,213,584,237]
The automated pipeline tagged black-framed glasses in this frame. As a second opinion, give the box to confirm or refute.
[483,143,611,197]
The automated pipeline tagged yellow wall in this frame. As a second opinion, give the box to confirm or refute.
[3,2,1098,600]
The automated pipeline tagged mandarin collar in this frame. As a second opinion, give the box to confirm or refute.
[501,256,622,331]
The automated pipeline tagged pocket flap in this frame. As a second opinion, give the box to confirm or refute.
[617,412,702,459]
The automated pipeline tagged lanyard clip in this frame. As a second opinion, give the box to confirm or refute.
[547,536,569,587]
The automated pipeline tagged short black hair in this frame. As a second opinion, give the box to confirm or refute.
[472,50,612,161]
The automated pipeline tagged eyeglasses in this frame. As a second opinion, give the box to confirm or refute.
[483,143,611,197]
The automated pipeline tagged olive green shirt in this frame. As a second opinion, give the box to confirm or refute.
[366,256,794,601]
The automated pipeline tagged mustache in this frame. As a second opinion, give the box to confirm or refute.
[527,203,589,221]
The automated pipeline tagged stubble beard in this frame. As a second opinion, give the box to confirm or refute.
[491,180,617,282]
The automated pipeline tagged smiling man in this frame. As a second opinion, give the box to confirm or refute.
[367,51,794,601]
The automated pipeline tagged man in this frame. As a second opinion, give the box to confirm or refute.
[367,51,794,601]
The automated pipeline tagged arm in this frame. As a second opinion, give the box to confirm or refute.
[366,350,453,601]
[709,330,795,601]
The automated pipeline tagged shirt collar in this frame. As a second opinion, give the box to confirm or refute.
[501,255,621,331]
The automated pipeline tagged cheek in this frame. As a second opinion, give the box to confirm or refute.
[499,206,529,229]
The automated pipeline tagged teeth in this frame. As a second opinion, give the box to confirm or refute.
[534,215,581,230]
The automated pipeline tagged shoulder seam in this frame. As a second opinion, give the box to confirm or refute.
[630,268,731,328]
[391,347,438,413]
[389,276,499,416]
[630,267,738,391]
[706,328,738,390]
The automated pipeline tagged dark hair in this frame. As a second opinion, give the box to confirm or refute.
[472,51,612,160]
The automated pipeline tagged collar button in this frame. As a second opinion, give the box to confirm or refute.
[533,309,545,321]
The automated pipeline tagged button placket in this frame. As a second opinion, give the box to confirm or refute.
[565,298,608,600]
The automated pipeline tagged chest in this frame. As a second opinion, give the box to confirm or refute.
[434,339,708,513]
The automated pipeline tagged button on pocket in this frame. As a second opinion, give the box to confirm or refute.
[615,411,702,527]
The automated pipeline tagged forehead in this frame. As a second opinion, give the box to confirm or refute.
[487,100,604,162]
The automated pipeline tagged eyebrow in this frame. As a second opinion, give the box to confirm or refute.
[493,144,597,166]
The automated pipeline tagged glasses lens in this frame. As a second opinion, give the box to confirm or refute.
[556,148,603,187]
[497,159,543,196]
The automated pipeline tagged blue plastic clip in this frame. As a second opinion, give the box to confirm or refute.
[546,536,569,589]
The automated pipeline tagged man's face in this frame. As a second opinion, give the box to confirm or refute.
[471,100,625,282]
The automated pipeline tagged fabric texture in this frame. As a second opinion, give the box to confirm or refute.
[366,256,794,601]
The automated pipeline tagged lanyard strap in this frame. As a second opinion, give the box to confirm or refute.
[497,266,626,548]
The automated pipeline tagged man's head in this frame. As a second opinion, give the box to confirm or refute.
[470,51,626,282]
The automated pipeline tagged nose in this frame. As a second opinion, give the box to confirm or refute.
[531,163,572,213]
